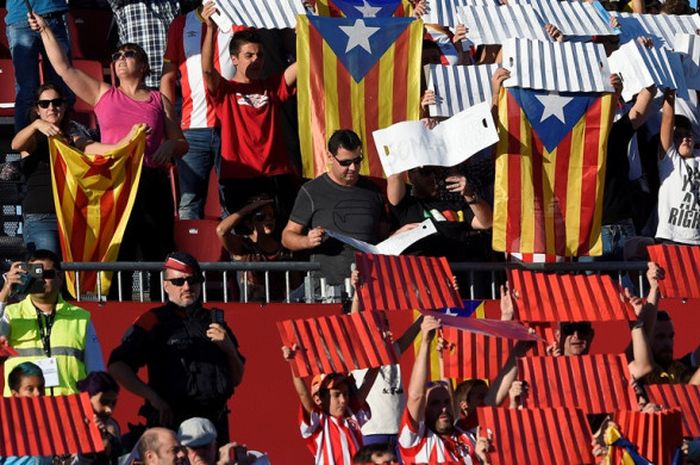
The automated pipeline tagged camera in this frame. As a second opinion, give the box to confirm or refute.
[11,262,45,296]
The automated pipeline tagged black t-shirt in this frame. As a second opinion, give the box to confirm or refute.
[390,193,482,261]
[289,174,385,285]
[602,113,637,225]
[21,133,55,214]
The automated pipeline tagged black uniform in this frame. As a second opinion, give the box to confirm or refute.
[109,302,244,441]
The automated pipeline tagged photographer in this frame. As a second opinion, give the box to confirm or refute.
[0,249,105,396]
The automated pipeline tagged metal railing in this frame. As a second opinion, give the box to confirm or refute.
[62,260,652,303]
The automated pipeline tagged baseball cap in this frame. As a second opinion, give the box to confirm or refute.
[310,373,351,396]
[177,417,217,448]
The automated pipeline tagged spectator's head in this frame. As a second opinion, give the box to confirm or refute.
[229,29,265,81]
[660,0,692,14]
[652,311,675,368]
[454,379,488,419]
[408,166,440,199]
[326,129,363,186]
[425,380,454,435]
[556,321,594,356]
[592,35,621,56]
[353,443,396,464]
[163,252,204,307]
[26,249,63,300]
[33,83,67,127]
[112,43,151,82]
[8,362,45,397]
[77,371,120,422]
[422,39,442,66]
[177,418,218,465]
[138,428,187,465]
[673,115,695,159]
[237,194,277,237]
[311,373,355,418]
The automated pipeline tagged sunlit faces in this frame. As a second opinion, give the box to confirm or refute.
[232,43,264,81]
[90,390,118,421]
[163,269,202,307]
[327,147,363,186]
[320,381,350,418]
[426,385,453,435]
[12,375,45,398]
[28,258,62,297]
[559,322,594,356]
[674,128,695,158]
[112,47,148,79]
[36,88,65,126]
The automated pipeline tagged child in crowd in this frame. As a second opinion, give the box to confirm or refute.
[8,361,45,398]
[76,371,123,465]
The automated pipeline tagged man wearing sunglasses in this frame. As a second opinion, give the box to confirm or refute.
[282,129,386,301]
[0,249,105,395]
[108,252,245,444]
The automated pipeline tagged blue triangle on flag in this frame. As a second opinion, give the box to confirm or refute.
[434,300,484,318]
[509,88,600,152]
[331,0,402,17]
[309,16,414,82]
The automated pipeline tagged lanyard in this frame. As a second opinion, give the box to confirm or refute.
[36,308,55,357]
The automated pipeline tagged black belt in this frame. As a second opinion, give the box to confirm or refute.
[41,11,67,20]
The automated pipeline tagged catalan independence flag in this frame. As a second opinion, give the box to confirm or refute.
[297,14,422,179]
[492,87,614,257]
[49,127,146,297]
[314,0,415,17]
[604,423,653,465]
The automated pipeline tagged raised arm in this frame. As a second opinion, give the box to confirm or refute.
[628,84,657,130]
[28,13,109,106]
[387,173,407,206]
[406,315,441,426]
[284,62,298,88]
[282,345,315,413]
[216,199,274,256]
[659,90,675,158]
[624,289,654,380]
[201,2,223,95]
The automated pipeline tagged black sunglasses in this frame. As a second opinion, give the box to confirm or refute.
[165,276,202,287]
[253,211,274,221]
[333,154,363,167]
[111,50,138,62]
[41,269,57,279]
[561,322,592,336]
[37,98,64,109]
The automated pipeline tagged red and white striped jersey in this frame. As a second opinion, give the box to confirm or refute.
[164,10,237,130]
[398,411,477,465]
[299,405,370,465]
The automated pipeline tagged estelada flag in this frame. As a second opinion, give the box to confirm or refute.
[297,14,422,179]
[492,87,615,257]
[49,127,146,297]
[313,0,414,17]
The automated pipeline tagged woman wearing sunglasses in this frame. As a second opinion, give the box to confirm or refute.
[216,195,300,301]
[29,12,188,300]
[10,84,136,256]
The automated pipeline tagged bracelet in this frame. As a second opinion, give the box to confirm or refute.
[629,320,645,330]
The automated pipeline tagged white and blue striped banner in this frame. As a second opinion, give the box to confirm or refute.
[608,41,688,101]
[511,0,617,38]
[458,4,549,45]
[425,64,498,117]
[212,0,306,29]
[502,38,614,92]
[612,12,700,49]
[674,33,700,89]
[423,0,469,28]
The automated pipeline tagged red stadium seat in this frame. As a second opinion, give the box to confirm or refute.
[67,8,114,64]
[173,219,226,262]
[0,59,16,117]
[204,167,223,219]
[0,9,11,58]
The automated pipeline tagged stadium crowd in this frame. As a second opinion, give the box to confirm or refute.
[0,0,699,463]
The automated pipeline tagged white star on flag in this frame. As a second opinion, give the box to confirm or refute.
[354,0,382,16]
[339,19,380,53]
[535,91,574,124]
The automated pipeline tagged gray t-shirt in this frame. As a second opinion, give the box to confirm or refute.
[289,174,385,285]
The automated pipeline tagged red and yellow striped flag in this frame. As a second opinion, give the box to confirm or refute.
[297,14,422,179]
[492,87,614,257]
[49,127,146,297]
[314,0,415,17]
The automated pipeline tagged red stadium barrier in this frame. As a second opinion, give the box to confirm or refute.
[477,407,595,465]
[277,310,399,377]
[614,409,683,465]
[356,253,462,311]
[646,384,700,438]
[441,328,516,380]
[0,393,103,456]
[518,354,637,412]
[647,244,700,299]
[509,270,635,322]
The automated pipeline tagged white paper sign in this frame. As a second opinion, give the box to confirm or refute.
[326,219,438,256]
[675,33,700,90]
[372,101,498,177]
[35,357,60,388]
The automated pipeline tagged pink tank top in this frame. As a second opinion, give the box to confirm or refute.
[94,87,165,167]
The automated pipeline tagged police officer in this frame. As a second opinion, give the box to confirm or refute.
[108,252,245,443]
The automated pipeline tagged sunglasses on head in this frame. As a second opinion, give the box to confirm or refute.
[37,98,64,109]
[111,50,138,62]
[165,276,202,287]
[333,154,363,167]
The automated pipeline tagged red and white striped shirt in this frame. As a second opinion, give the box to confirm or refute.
[398,410,477,465]
[163,10,236,130]
[299,405,371,465]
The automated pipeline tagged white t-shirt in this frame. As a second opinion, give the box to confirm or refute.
[656,146,700,245]
[353,364,405,435]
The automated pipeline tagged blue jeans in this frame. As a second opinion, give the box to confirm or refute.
[580,218,636,262]
[177,128,221,219]
[7,14,74,132]
[23,213,61,257]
